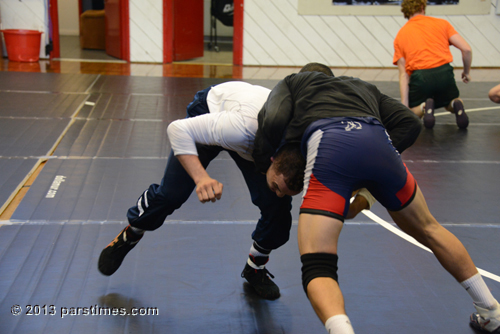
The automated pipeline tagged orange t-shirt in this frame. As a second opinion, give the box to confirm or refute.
[393,15,457,76]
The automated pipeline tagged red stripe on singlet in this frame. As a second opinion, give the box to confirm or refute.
[301,174,346,216]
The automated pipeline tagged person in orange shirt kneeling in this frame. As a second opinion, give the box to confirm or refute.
[393,0,472,129]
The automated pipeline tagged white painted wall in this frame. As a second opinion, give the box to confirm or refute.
[57,0,79,36]
[1,0,498,65]
[130,0,234,63]
[129,0,163,63]
[243,0,500,67]
[0,0,48,59]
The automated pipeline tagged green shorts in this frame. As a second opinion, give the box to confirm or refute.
[408,63,460,109]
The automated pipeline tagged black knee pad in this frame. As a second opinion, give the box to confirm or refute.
[301,253,339,295]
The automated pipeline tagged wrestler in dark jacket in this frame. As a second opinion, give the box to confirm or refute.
[252,71,422,173]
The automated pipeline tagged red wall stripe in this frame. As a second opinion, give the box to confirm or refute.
[164,0,174,63]
[121,0,130,62]
[233,0,244,66]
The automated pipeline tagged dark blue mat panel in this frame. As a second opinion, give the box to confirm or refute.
[89,75,281,96]
[77,93,189,121]
[0,118,71,157]
[1,222,497,334]
[401,110,500,162]
[0,72,99,93]
[0,159,39,211]
[89,76,226,96]
[339,224,500,334]
[450,225,500,274]
[10,158,168,222]
[0,223,320,334]
[0,92,88,118]
[53,92,198,157]
[10,156,302,222]
[52,119,172,158]
[453,81,500,100]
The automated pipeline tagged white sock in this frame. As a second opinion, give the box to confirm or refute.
[325,314,355,334]
[461,273,498,309]
[247,242,270,269]
[420,101,426,113]
[250,243,270,257]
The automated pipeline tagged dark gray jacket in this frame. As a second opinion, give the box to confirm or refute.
[252,71,422,173]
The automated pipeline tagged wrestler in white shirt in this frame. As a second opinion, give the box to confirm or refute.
[168,81,270,163]
[166,82,270,204]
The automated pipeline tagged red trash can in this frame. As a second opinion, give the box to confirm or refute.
[1,29,42,62]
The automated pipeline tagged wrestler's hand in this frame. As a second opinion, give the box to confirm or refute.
[195,176,223,203]
[462,72,471,83]
[346,195,368,219]
[176,154,224,204]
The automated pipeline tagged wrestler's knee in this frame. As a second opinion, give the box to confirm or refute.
[301,253,339,295]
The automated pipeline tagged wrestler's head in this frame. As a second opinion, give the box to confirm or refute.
[299,62,334,77]
[266,143,305,197]
[401,0,426,19]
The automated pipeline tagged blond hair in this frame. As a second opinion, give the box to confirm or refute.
[401,0,427,19]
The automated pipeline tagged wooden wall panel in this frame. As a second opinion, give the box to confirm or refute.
[1,0,499,67]
[268,0,329,64]
[249,0,314,65]
[358,16,396,57]
[243,21,280,65]
[446,15,500,67]
[302,16,349,66]
[243,0,500,68]
[467,15,500,55]
[130,0,163,62]
[339,16,393,66]
[333,16,381,67]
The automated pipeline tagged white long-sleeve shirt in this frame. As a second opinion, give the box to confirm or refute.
[167,81,271,161]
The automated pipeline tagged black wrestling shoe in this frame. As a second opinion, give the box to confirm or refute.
[98,226,142,276]
[453,99,469,129]
[423,98,435,129]
[241,263,280,300]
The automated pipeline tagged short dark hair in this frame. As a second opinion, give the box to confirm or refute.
[272,143,306,192]
[299,62,334,77]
